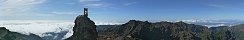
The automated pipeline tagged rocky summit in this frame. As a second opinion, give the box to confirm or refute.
[65,15,98,40]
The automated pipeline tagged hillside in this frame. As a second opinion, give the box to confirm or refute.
[0,27,43,40]
[231,24,244,40]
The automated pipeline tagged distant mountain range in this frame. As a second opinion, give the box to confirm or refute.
[71,15,244,40]
[1,15,244,40]
[97,20,240,40]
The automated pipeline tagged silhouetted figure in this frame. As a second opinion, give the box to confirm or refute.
[84,8,88,17]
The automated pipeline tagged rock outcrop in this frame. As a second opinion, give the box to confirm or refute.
[65,15,98,40]
[0,27,43,40]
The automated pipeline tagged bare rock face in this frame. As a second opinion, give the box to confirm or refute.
[66,15,98,40]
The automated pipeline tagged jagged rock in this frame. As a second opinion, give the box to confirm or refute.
[65,15,98,40]
[0,27,43,40]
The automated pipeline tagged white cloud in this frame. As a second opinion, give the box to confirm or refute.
[0,20,124,39]
[79,0,109,8]
[204,2,241,10]
[79,0,101,2]
[0,0,47,16]
[172,19,243,27]
[51,11,80,15]
[65,2,76,5]
[0,20,74,38]
[0,0,45,6]
[124,2,137,6]
[95,21,123,25]
[83,3,108,8]
[207,4,227,8]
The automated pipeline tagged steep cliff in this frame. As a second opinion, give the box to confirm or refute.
[65,15,98,40]
[0,27,43,40]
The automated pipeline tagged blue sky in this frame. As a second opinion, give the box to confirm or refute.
[1,0,244,22]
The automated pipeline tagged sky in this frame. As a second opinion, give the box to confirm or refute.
[1,0,244,22]
[1,0,244,39]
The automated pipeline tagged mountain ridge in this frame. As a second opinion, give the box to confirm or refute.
[1,15,244,40]
[97,20,238,40]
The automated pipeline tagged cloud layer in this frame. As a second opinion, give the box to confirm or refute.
[79,0,109,8]
[0,20,74,39]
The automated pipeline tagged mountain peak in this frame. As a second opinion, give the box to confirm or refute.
[66,15,97,40]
